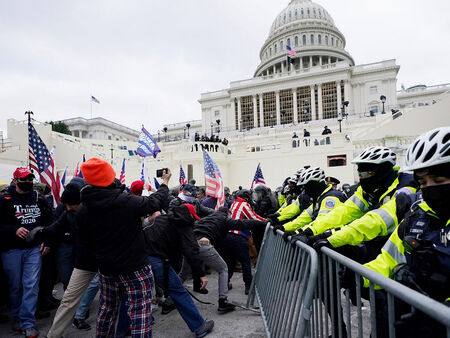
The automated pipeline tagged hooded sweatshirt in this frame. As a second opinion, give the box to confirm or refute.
[77,183,168,276]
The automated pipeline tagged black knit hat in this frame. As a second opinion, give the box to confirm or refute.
[61,183,81,205]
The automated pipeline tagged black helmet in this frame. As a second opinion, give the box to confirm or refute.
[236,189,252,202]
[253,184,268,194]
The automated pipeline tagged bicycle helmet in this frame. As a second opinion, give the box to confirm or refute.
[351,146,396,166]
[402,126,450,171]
[298,167,325,185]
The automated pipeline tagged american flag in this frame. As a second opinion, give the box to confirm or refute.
[73,162,79,179]
[91,95,100,104]
[28,122,61,205]
[137,126,161,158]
[286,45,296,56]
[179,164,187,185]
[119,158,126,184]
[251,163,266,188]
[77,154,86,178]
[61,166,67,186]
[203,151,224,210]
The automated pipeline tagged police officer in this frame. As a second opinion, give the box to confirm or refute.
[362,126,450,337]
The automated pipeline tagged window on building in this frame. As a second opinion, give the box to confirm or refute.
[295,9,297,16]
[307,8,310,14]
[263,92,277,127]
[325,36,328,45]
[331,37,334,46]
[313,8,316,15]
[297,86,312,122]
[370,106,379,113]
[240,95,254,130]
[295,36,298,46]
[279,89,293,125]
[215,110,220,116]
[275,44,277,53]
[303,35,306,45]
[270,47,272,55]
[327,155,347,167]
[310,34,314,44]
[289,11,291,18]
[280,41,284,51]
[187,164,193,181]
[318,35,321,44]
[287,38,290,47]
[234,99,239,129]
[322,82,338,119]
[369,85,378,94]
[108,136,111,140]
[319,9,322,16]
[301,9,304,15]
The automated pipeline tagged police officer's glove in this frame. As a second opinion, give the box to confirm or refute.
[282,230,297,242]
[290,228,311,248]
[307,230,333,247]
[267,213,280,224]
[312,239,333,252]
[272,224,284,235]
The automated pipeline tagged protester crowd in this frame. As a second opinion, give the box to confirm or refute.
[0,126,448,337]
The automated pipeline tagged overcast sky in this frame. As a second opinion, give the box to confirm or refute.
[1,0,449,136]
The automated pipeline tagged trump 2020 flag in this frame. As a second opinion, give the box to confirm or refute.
[137,126,161,158]
[251,163,266,188]
[203,151,224,210]
[179,164,187,185]
[28,122,61,206]
[119,158,126,184]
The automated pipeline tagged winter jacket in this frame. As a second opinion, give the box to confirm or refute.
[169,197,214,218]
[0,186,53,251]
[144,205,205,278]
[77,183,169,276]
[194,210,265,247]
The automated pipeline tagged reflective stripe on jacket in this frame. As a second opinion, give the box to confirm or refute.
[283,185,346,231]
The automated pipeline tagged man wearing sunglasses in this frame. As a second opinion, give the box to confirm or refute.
[0,168,53,338]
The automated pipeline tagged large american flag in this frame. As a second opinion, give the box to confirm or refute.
[179,164,187,185]
[203,151,224,210]
[119,158,126,184]
[251,163,266,188]
[286,45,296,56]
[28,122,61,205]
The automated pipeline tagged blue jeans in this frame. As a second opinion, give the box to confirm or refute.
[55,245,74,290]
[148,256,204,332]
[1,246,41,329]
[74,274,99,320]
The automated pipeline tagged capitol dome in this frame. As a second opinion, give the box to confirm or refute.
[254,0,354,77]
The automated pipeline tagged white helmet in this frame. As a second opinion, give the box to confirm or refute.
[298,167,325,185]
[402,126,450,172]
[351,146,396,166]
[287,176,298,185]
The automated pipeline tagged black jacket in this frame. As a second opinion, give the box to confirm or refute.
[77,183,169,276]
[254,196,277,218]
[193,211,265,247]
[169,197,214,218]
[144,205,205,278]
[0,186,53,251]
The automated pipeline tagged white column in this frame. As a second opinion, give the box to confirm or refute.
[310,85,316,120]
[318,84,323,120]
[237,97,242,131]
[253,95,258,128]
[320,56,323,66]
[259,94,264,127]
[281,61,284,73]
[273,65,276,74]
[309,56,313,68]
[293,88,298,124]
[275,91,281,125]
[299,56,302,70]
[328,56,331,64]
[336,81,342,115]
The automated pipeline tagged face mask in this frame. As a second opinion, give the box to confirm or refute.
[304,181,325,199]
[17,181,33,192]
[421,183,450,220]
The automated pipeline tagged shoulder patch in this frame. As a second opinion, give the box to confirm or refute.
[325,199,336,209]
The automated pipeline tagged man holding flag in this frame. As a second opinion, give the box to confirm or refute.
[251,163,266,189]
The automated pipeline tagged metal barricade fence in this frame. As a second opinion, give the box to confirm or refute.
[246,225,319,338]
[310,247,450,338]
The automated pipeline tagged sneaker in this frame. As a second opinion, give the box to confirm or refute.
[245,285,250,295]
[218,298,236,313]
[23,327,39,338]
[161,303,176,315]
[72,318,91,331]
[195,319,214,338]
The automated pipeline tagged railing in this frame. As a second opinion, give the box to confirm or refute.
[250,227,450,337]
[247,226,319,337]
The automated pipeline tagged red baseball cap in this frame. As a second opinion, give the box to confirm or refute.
[13,167,35,179]
[184,203,200,220]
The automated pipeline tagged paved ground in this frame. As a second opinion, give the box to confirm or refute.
[0,271,265,338]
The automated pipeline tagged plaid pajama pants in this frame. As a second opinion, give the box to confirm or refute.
[97,265,153,338]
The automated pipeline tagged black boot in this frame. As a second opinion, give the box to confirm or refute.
[218,298,236,313]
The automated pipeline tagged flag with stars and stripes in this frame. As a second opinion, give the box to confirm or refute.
[251,163,266,188]
[203,151,224,210]
[77,154,86,178]
[119,158,126,184]
[28,122,61,205]
[61,166,67,186]
[137,126,161,158]
[179,164,187,185]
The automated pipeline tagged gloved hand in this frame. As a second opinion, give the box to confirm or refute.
[312,239,333,252]
[272,224,284,235]
[282,230,297,242]
[307,230,333,247]
[290,228,314,248]
[267,213,280,224]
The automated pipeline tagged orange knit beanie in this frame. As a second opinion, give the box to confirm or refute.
[80,158,116,187]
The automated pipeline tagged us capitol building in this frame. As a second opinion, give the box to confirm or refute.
[1,0,448,189]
